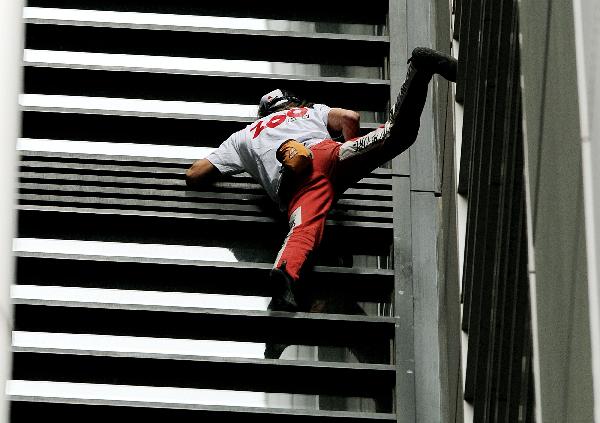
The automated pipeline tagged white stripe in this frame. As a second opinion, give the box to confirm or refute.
[572,3,600,421]
[20,94,258,118]
[17,138,213,159]
[8,380,275,408]
[11,285,268,312]
[24,49,275,75]
[273,207,302,269]
[338,126,388,162]
[13,331,266,359]
[22,7,374,37]
[13,238,238,263]
[24,7,273,31]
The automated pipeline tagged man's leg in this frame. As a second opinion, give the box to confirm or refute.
[265,143,338,359]
[273,174,334,284]
[269,140,339,311]
[265,195,332,360]
[335,47,457,189]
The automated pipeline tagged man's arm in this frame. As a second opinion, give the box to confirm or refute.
[327,108,361,141]
[185,158,221,189]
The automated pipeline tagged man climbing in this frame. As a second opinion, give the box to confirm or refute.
[185,47,457,354]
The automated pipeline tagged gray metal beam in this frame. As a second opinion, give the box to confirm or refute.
[392,176,415,422]
[13,347,395,398]
[389,1,416,422]
[389,0,454,421]
[406,1,437,193]
[410,191,442,422]
[10,396,397,422]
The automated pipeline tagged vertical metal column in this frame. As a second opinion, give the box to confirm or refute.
[390,0,453,421]
[389,2,416,422]
[407,1,446,422]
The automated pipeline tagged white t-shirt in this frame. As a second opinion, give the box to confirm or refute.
[207,104,332,207]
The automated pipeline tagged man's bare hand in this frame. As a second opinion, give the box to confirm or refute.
[185,159,220,189]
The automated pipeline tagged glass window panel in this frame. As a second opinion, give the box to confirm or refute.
[20,94,259,118]
[18,138,213,160]
[25,49,384,80]
[13,331,266,359]
[24,7,384,36]
[12,285,270,311]
[8,380,384,411]
[13,238,238,263]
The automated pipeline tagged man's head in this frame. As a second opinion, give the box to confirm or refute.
[257,88,302,118]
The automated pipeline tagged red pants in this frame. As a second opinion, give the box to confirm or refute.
[274,64,430,281]
[274,140,340,281]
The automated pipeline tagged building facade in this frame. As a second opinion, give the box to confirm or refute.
[3,0,600,422]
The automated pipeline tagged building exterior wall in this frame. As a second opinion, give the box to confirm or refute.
[451,0,537,421]
[16,1,600,422]
[0,2,24,422]
[574,1,600,420]
[393,1,463,421]
[11,1,402,421]
[518,1,594,421]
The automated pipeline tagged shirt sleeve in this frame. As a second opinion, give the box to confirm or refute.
[206,133,245,175]
[312,103,332,127]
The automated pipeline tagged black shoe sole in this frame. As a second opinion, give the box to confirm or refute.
[264,342,289,359]
[265,296,293,359]
[411,47,457,82]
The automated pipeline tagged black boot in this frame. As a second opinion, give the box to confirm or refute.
[264,292,294,360]
[269,266,298,312]
[264,298,290,360]
[377,52,433,155]
[264,266,298,359]
[409,46,457,82]
[264,342,288,359]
